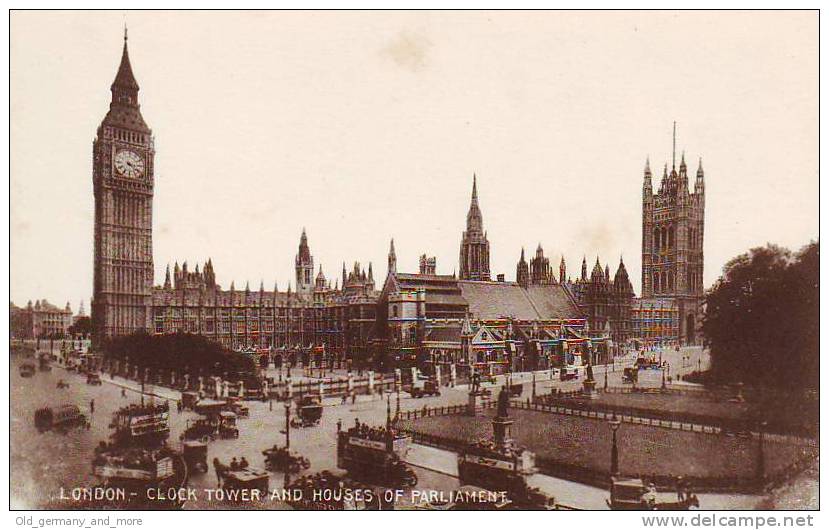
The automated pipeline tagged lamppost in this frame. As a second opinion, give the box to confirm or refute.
[284,401,291,449]
[531,370,537,400]
[756,421,767,485]
[609,413,621,476]
[697,358,701,373]
[604,364,609,390]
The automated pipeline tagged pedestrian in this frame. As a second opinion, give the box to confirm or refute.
[676,476,687,502]
[230,457,239,470]
[213,457,223,486]
[240,456,249,469]
[90,399,95,414]
[341,393,347,405]
[351,390,356,405]
[121,388,126,398]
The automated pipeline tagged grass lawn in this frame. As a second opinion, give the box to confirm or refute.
[399,409,815,480]
[587,390,750,420]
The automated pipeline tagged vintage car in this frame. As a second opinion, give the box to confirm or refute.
[182,440,209,473]
[86,373,103,385]
[406,379,441,398]
[559,366,579,381]
[262,445,311,473]
[290,396,323,427]
[218,411,240,438]
[606,477,699,511]
[19,362,36,378]
[56,379,70,389]
[34,404,89,432]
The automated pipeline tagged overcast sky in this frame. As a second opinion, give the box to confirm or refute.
[10,10,818,310]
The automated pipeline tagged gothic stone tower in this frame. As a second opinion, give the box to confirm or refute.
[295,228,314,298]
[641,126,705,344]
[459,175,491,281]
[92,30,155,342]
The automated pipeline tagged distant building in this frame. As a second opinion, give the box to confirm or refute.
[151,231,379,361]
[10,300,73,339]
[564,256,635,347]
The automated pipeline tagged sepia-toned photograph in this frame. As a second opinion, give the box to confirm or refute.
[8,9,819,517]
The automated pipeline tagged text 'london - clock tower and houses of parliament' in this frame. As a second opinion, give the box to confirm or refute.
[90,33,704,364]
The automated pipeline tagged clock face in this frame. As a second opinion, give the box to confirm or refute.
[114,149,145,179]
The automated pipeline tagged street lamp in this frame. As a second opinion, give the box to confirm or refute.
[604,364,609,390]
[756,421,767,484]
[531,370,537,400]
[609,413,621,476]
[284,401,291,449]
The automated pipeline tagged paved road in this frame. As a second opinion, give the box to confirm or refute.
[12,346,729,511]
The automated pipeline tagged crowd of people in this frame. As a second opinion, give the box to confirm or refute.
[344,419,396,443]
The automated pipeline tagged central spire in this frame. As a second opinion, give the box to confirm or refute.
[466,173,483,232]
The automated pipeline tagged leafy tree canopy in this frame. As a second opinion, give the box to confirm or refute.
[102,331,259,383]
[702,241,818,390]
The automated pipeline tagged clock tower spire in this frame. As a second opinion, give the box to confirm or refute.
[92,30,155,342]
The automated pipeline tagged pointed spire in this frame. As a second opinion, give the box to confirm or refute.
[520,247,526,261]
[672,121,677,170]
[697,157,704,176]
[111,26,139,94]
[368,262,374,281]
[645,156,651,174]
[388,238,397,274]
[466,173,484,232]
[260,280,265,292]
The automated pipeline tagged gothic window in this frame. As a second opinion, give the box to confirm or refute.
[654,272,660,293]
[392,306,398,318]
[668,272,674,290]
[669,226,675,249]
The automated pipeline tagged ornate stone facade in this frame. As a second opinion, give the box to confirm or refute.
[641,126,705,344]
[91,31,155,341]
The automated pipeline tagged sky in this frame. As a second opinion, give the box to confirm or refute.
[10,11,818,310]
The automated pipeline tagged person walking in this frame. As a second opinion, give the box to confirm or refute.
[89,399,95,414]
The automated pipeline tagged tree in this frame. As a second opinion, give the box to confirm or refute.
[702,241,818,390]
[68,316,92,338]
[102,331,259,385]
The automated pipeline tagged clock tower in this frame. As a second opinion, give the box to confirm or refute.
[92,29,155,342]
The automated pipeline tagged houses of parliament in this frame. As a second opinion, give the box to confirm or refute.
[91,33,704,369]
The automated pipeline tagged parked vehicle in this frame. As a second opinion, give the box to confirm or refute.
[56,379,70,389]
[87,373,103,385]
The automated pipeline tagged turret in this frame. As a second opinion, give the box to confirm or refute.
[643,157,653,198]
[695,157,705,194]
[516,248,529,289]
[388,238,397,274]
[581,256,588,282]
[559,256,566,284]
[163,264,172,290]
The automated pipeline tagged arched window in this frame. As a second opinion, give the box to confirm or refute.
[653,228,660,251]
[668,271,674,290]
[392,306,398,318]
[653,272,660,292]
[669,226,675,248]
[661,227,668,250]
